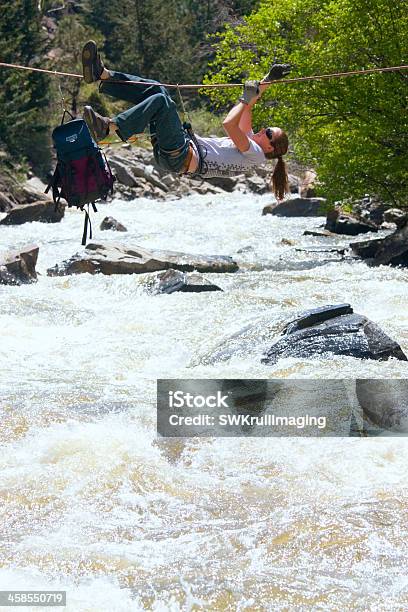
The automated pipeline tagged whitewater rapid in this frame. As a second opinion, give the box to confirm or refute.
[1,192,408,611]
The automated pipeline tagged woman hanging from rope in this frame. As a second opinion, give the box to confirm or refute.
[81,41,291,200]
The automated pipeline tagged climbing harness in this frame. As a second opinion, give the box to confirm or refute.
[175,84,205,177]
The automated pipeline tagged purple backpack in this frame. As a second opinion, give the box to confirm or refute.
[46,113,115,244]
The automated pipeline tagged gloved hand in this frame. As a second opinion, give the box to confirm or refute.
[239,80,260,105]
[262,63,291,82]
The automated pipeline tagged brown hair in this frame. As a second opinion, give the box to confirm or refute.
[264,130,289,200]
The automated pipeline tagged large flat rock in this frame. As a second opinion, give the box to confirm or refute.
[47,242,239,276]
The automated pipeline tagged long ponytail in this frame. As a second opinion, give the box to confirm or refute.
[271,156,289,201]
[264,129,290,201]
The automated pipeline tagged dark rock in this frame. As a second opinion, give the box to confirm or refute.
[237,246,255,254]
[150,269,223,294]
[351,220,408,266]
[325,209,378,236]
[282,304,353,334]
[47,242,239,276]
[107,157,137,187]
[303,229,337,237]
[0,201,65,225]
[262,197,327,217]
[100,216,127,232]
[0,192,15,212]
[383,208,408,229]
[262,304,407,365]
[246,175,268,194]
[205,175,244,192]
[0,244,39,285]
[295,245,347,255]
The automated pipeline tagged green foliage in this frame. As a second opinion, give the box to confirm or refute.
[204,0,408,205]
[186,108,225,136]
[0,0,51,174]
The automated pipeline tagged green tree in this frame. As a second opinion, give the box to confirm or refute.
[204,0,408,205]
[0,0,51,174]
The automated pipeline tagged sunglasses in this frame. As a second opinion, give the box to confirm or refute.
[265,127,275,143]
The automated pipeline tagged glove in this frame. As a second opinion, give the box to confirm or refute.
[262,63,291,82]
[239,80,260,105]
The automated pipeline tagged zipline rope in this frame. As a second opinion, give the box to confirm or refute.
[0,61,407,89]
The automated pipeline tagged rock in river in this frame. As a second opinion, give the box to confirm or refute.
[262,304,407,365]
[325,209,378,236]
[351,219,408,266]
[149,269,223,294]
[262,197,327,217]
[0,201,65,225]
[100,216,127,232]
[47,242,239,276]
[0,244,39,285]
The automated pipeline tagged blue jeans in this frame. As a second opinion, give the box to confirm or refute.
[99,71,190,173]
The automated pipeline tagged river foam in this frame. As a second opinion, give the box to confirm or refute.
[1,192,408,610]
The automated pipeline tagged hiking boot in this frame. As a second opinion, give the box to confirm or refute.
[82,40,105,83]
[83,106,110,142]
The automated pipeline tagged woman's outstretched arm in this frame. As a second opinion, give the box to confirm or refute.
[223,81,260,151]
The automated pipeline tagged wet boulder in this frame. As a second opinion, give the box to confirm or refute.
[262,304,407,365]
[47,242,239,276]
[383,208,408,229]
[325,209,378,236]
[100,216,127,232]
[0,201,65,225]
[0,244,39,285]
[262,197,327,217]
[351,219,408,266]
[149,268,223,294]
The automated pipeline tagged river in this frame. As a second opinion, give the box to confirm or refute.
[1,191,408,610]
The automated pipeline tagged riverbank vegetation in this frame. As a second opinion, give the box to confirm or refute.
[0,0,406,205]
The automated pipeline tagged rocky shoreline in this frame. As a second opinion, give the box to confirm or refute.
[1,143,407,368]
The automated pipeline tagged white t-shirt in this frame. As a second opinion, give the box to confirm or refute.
[192,132,265,178]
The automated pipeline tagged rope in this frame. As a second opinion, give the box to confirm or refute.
[0,61,407,89]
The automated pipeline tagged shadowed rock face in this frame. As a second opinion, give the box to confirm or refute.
[325,209,378,236]
[47,242,239,276]
[351,220,408,266]
[0,244,39,285]
[262,304,407,365]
